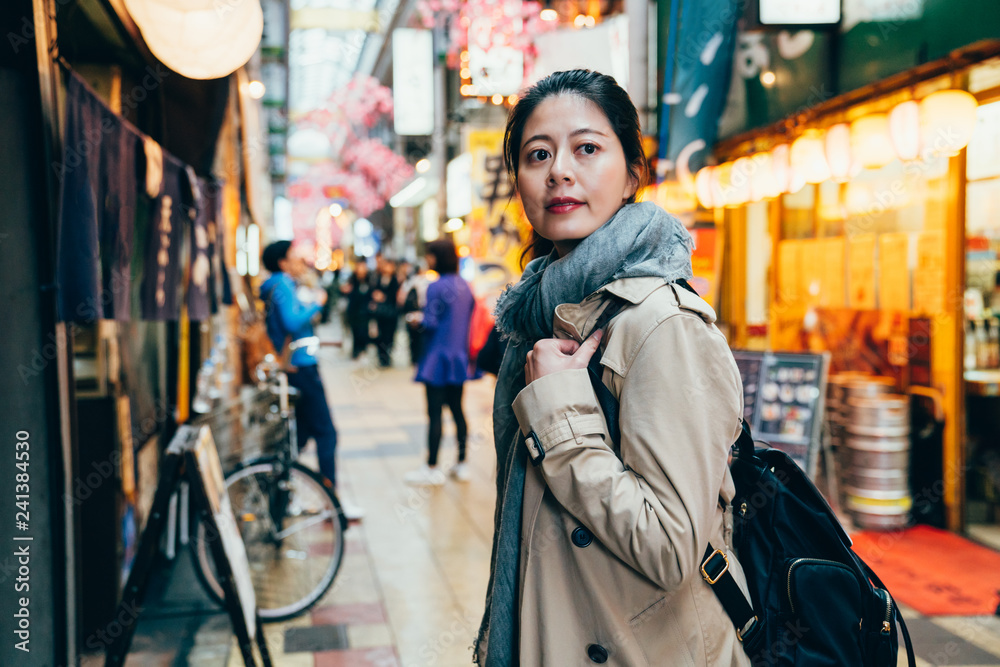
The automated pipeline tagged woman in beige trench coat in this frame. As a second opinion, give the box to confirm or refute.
[474,70,753,667]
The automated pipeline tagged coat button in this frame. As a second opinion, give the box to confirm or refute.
[587,644,609,663]
[571,526,593,548]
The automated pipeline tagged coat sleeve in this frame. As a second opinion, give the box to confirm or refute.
[272,279,321,334]
[511,313,743,591]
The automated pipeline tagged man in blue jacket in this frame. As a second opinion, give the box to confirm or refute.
[260,241,363,520]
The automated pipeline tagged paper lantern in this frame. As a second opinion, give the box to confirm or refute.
[727,157,752,207]
[920,89,978,157]
[888,100,920,162]
[850,114,895,170]
[749,151,780,201]
[124,0,263,80]
[711,162,733,207]
[824,123,852,182]
[770,144,792,194]
[695,167,716,209]
[790,131,830,185]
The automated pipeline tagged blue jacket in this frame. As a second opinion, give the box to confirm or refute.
[260,273,321,368]
[415,274,477,386]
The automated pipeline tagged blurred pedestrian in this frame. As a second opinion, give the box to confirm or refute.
[405,240,476,485]
[341,259,372,360]
[399,261,430,365]
[259,241,363,520]
[371,257,400,367]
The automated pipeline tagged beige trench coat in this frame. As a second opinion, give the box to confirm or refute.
[510,277,753,666]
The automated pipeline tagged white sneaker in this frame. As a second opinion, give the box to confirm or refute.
[403,465,446,486]
[339,499,365,521]
[449,462,472,482]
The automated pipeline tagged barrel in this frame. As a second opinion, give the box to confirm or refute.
[842,388,911,531]
[845,493,913,530]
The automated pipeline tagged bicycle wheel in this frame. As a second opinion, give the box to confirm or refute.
[191,459,346,621]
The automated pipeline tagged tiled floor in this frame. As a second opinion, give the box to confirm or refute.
[120,320,1000,666]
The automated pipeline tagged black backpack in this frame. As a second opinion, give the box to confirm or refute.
[587,286,916,667]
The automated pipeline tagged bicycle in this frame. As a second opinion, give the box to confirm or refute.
[190,357,348,621]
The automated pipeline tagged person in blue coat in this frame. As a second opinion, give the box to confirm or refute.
[405,240,478,485]
[260,241,363,519]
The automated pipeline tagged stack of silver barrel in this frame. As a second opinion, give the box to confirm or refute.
[827,374,912,530]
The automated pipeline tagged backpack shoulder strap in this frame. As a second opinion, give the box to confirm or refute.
[700,545,759,645]
[586,295,628,446]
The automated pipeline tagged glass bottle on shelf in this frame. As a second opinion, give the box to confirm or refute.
[989,318,1000,369]
[966,320,978,371]
[977,319,991,370]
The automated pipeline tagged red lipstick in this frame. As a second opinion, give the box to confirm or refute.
[546,197,584,213]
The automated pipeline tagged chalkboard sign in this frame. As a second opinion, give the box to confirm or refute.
[732,350,829,477]
[188,426,259,642]
[104,426,271,667]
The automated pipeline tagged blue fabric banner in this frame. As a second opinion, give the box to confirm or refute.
[657,0,741,179]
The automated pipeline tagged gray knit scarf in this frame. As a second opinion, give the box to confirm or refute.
[474,201,695,665]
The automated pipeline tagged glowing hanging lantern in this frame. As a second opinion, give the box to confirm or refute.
[919,89,978,157]
[824,123,852,182]
[711,162,734,207]
[694,167,716,209]
[888,100,920,162]
[727,157,752,206]
[123,0,263,80]
[790,130,830,185]
[770,144,792,194]
[749,151,780,201]
[850,113,895,169]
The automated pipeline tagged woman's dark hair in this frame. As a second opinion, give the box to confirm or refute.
[262,240,293,273]
[503,69,649,267]
[425,239,459,275]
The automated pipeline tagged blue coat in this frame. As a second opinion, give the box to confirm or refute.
[260,273,321,368]
[415,274,476,386]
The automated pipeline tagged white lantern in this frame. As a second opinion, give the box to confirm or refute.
[695,167,716,209]
[919,89,979,157]
[791,131,830,184]
[711,162,733,208]
[124,0,264,80]
[824,123,852,182]
[750,151,781,201]
[770,144,792,194]
[727,157,752,207]
[888,100,920,162]
[850,114,895,170]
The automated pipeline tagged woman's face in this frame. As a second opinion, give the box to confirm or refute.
[516,94,636,255]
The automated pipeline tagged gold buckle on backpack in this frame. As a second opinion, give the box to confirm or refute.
[700,549,729,585]
[737,616,758,643]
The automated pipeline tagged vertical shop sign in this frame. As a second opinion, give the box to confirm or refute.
[465,129,529,278]
[658,0,741,176]
[392,29,435,136]
[447,153,473,218]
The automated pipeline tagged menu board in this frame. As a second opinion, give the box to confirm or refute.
[913,231,946,314]
[732,350,829,477]
[877,233,910,311]
[777,240,803,306]
[819,237,846,307]
[848,234,877,309]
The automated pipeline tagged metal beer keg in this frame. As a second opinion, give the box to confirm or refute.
[843,380,911,530]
